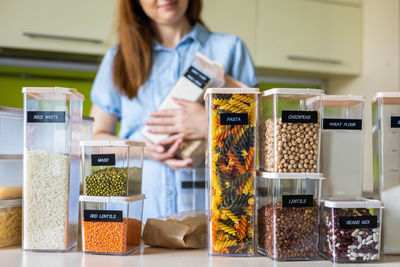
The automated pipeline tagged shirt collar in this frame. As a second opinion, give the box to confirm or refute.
[153,22,210,51]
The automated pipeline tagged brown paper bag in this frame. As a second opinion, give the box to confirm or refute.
[142,211,207,249]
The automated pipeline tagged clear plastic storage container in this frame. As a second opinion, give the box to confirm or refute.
[205,88,259,256]
[0,106,23,155]
[259,88,323,173]
[0,155,22,200]
[310,95,365,197]
[176,168,206,212]
[0,199,22,248]
[256,172,323,261]
[22,87,83,252]
[319,198,383,263]
[80,194,144,255]
[372,92,400,254]
[80,140,144,196]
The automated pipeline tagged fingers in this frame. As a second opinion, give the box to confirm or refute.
[166,138,182,155]
[163,158,194,170]
[150,109,178,118]
[146,117,175,126]
[148,125,176,134]
[158,133,185,146]
[172,97,195,107]
[143,138,165,153]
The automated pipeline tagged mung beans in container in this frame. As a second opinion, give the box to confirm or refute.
[81,140,144,196]
[259,88,323,173]
[205,88,259,256]
[256,172,323,261]
[23,87,83,252]
[319,198,383,263]
[80,194,144,255]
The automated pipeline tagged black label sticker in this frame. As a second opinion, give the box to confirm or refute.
[83,210,123,222]
[91,154,116,166]
[181,181,206,189]
[323,119,362,130]
[282,195,314,208]
[281,111,318,123]
[184,66,210,89]
[27,111,66,123]
[338,216,378,229]
[391,116,400,128]
[220,113,249,125]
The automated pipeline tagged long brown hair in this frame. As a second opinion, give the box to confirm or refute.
[113,0,203,99]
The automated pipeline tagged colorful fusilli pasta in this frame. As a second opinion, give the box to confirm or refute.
[208,91,257,256]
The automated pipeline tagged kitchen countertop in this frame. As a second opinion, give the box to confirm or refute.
[1,246,400,267]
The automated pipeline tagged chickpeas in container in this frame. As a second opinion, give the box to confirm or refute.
[258,88,323,173]
[256,172,323,261]
[80,140,145,196]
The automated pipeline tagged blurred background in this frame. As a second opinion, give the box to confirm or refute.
[0,0,398,193]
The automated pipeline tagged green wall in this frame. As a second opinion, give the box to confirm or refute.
[0,66,95,116]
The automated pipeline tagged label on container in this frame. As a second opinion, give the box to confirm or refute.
[83,210,123,223]
[181,181,206,189]
[282,195,314,208]
[390,116,400,128]
[281,111,318,123]
[91,154,116,166]
[184,66,210,89]
[338,216,378,229]
[27,111,66,123]
[220,113,249,125]
[323,119,362,130]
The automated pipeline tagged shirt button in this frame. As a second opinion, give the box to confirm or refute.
[166,190,173,196]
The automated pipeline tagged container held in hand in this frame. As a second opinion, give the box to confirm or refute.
[142,54,246,167]
[142,210,207,249]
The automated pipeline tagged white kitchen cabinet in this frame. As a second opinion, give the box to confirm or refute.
[255,0,361,75]
[202,0,257,57]
[0,0,117,55]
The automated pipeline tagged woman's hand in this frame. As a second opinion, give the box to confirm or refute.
[143,137,193,170]
[145,98,207,142]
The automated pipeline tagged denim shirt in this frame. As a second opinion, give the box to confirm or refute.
[91,23,258,221]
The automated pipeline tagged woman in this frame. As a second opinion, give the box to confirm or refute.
[90,0,258,220]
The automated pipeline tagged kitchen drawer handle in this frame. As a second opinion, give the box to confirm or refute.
[287,55,342,65]
[23,32,103,44]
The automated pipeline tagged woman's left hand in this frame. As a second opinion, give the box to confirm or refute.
[146,97,207,142]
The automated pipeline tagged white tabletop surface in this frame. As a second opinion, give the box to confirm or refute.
[1,246,400,267]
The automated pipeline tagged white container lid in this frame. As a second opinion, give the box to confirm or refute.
[204,88,260,99]
[79,194,145,203]
[322,197,384,209]
[80,140,145,147]
[307,94,365,107]
[261,88,323,97]
[0,198,22,208]
[371,92,400,104]
[22,87,84,101]
[0,106,23,115]
[256,172,324,180]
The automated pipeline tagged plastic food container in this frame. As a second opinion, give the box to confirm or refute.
[372,92,400,254]
[206,88,259,256]
[309,95,365,197]
[0,199,22,248]
[80,140,144,196]
[80,194,144,255]
[0,106,23,155]
[256,172,323,261]
[319,198,383,263]
[0,155,23,200]
[22,87,83,252]
[176,168,206,211]
[259,88,323,173]
[81,116,94,141]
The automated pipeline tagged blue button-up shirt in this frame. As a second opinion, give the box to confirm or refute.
[91,23,258,221]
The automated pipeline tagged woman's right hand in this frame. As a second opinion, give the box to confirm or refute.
[143,138,193,170]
